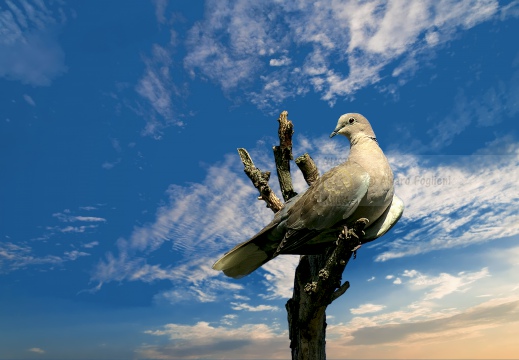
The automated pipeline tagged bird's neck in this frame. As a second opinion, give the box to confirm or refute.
[349,134,378,147]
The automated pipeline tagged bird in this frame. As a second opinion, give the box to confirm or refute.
[213,113,404,278]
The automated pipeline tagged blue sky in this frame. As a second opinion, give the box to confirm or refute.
[1,0,519,359]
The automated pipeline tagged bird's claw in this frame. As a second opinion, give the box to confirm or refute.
[353,218,369,232]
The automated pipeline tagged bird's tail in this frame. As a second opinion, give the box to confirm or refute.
[212,236,273,279]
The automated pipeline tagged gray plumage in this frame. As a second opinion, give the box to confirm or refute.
[213,113,404,278]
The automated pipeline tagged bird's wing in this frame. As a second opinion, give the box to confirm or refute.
[277,161,370,253]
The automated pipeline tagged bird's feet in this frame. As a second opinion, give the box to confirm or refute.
[352,218,369,236]
[337,218,368,258]
[351,218,368,258]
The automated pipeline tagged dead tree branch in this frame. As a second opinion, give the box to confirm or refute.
[273,111,298,201]
[237,148,283,213]
[295,153,320,187]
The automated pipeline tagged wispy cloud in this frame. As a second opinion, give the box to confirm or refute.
[91,154,275,300]
[230,302,279,312]
[184,0,501,109]
[139,321,287,359]
[0,241,89,274]
[152,0,168,24]
[260,255,300,299]
[350,303,387,315]
[53,212,106,223]
[135,44,184,138]
[0,0,68,85]
[427,66,519,150]
[28,347,45,354]
[377,143,519,261]
[53,225,98,233]
[404,267,490,300]
[82,241,99,249]
[23,94,36,106]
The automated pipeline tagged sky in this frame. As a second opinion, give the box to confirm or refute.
[1,0,519,359]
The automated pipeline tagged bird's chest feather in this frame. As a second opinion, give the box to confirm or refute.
[351,145,394,207]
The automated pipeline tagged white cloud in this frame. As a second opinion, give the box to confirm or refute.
[64,250,90,261]
[220,314,237,326]
[0,241,88,274]
[500,0,519,20]
[350,303,387,315]
[152,0,168,24]
[406,267,490,300]
[56,225,98,233]
[260,255,300,299]
[139,321,287,359]
[269,56,292,67]
[0,0,68,85]
[82,241,99,249]
[135,44,183,137]
[184,0,501,108]
[74,216,106,222]
[101,159,121,170]
[230,302,279,312]
[427,67,519,149]
[28,347,45,354]
[52,212,106,223]
[23,94,36,106]
[393,277,402,284]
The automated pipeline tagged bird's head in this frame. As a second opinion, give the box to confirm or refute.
[329,113,377,142]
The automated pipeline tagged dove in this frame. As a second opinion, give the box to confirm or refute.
[213,113,404,278]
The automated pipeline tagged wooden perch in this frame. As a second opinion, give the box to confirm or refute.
[237,148,283,213]
[295,153,320,186]
[273,111,298,201]
[286,220,366,360]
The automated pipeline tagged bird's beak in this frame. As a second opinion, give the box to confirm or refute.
[330,123,346,138]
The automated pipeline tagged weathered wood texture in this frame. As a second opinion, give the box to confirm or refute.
[295,153,320,187]
[273,111,298,202]
[237,148,283,213]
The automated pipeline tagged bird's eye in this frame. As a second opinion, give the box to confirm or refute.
[348,118,355,124]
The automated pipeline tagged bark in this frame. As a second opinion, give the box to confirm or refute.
[286,222,364,360]
[237,148,283,213]
[295,153,320,187]
[273,111,297,201]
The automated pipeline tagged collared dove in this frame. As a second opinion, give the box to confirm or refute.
[213,113,404,278]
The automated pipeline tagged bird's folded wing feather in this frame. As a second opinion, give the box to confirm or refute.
[277,161,370,253]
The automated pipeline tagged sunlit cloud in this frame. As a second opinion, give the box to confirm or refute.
[350,303,386,315]
[139,321,288,359]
